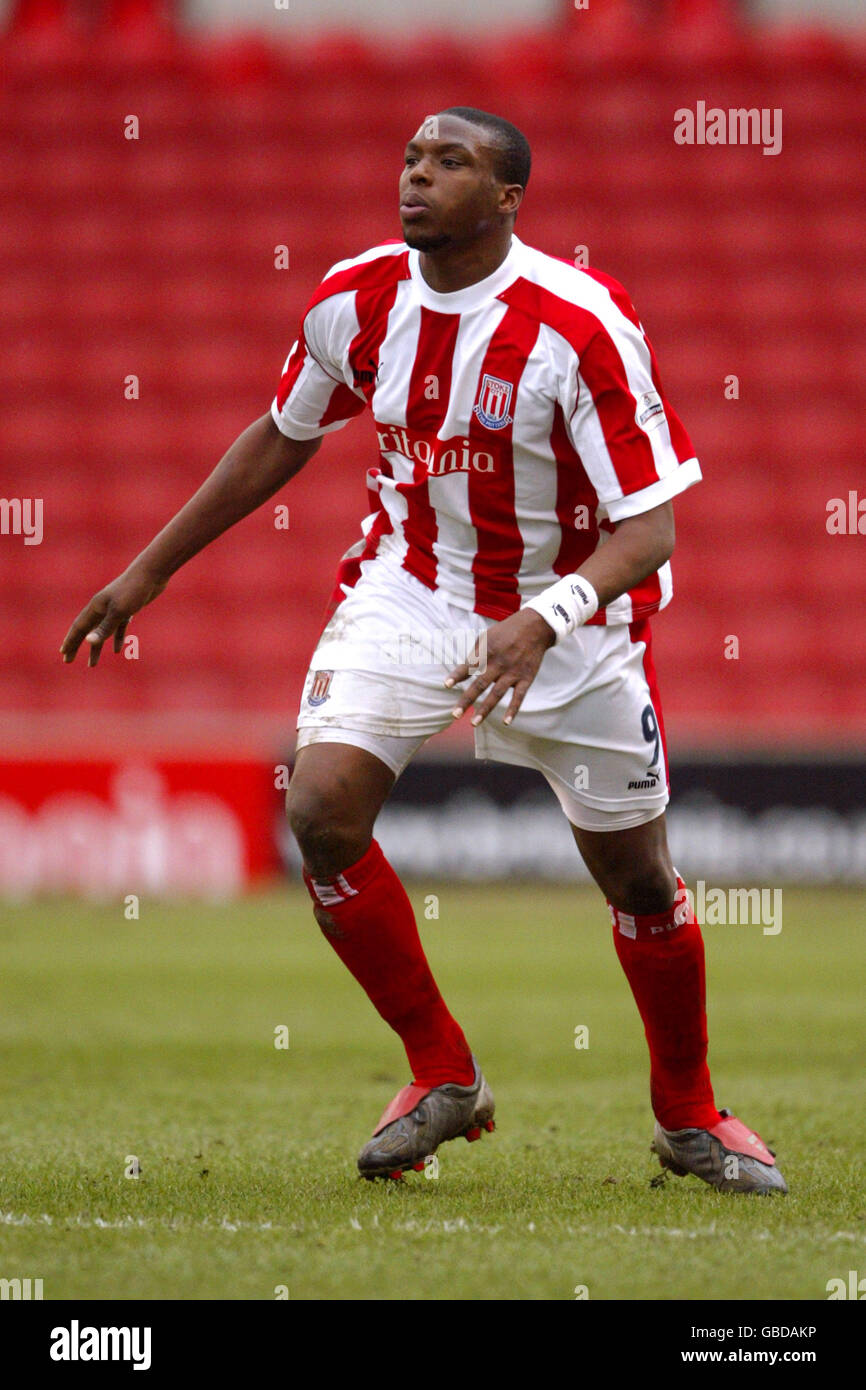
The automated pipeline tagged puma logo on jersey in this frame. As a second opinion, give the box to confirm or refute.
[353,358,382,388]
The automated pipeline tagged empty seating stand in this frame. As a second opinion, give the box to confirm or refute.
[1,19,863,748]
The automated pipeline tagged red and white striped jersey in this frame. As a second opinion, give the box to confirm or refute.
[271,236,701,625]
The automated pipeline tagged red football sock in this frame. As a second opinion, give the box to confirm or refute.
[610,876,721,1131]
[302,839,475,1088]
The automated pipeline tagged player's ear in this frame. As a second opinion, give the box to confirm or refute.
[499,184,524,217]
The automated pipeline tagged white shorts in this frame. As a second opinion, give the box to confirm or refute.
[295,555,669,832]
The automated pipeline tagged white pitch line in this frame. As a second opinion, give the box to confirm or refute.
[0,1212,282,1233]
[3,1211,864,1243]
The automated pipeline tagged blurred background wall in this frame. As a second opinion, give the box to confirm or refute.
[2,0,864,893]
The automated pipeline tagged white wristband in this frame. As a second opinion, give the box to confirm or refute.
[523,574,599,642]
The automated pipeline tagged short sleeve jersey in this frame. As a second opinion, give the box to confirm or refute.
[271,235,701,625]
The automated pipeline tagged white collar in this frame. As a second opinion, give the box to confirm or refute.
[407,235,524,312]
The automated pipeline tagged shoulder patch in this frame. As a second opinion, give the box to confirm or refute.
[635,389,666,432]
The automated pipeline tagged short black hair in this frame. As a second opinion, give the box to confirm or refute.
[438,107,531,191]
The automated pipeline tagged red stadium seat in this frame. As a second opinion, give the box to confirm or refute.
[1,34,863,746]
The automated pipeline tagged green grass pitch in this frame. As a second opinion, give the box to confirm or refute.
[0,885,863,1301]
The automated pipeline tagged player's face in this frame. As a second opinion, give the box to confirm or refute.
[399,115,515,252]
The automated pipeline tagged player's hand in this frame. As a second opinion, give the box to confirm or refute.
[445,608,556,726]
[60,564,169,668]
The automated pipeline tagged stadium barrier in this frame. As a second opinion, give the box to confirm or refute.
[0,757,279,898]
[1,752,863,897]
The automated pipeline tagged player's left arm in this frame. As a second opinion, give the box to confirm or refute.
[446,500,674,726]
[449,282,699,726]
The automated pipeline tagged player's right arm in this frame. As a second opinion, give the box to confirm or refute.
[62,249,380,668]
[60,413,321,667]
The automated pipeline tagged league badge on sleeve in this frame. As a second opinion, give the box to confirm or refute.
[307,669,334,706]
[473,373,514,430]
[635,389,666,433]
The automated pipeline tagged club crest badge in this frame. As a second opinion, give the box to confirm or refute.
[307,669,334,706]
[473,373,514,430]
